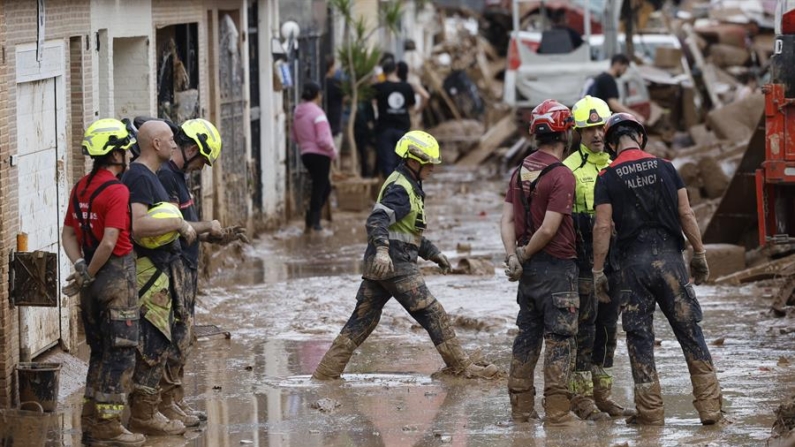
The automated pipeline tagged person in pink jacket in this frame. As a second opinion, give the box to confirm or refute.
[292,81,337,232]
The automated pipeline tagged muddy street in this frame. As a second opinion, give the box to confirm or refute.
[48,168,795,446]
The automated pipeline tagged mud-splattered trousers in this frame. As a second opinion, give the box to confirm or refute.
[592,271,622,368]
[510,251,579,399]
[82,255,140,414]
[574,254,623,372]
[133,256,182,390]
[339,165,452,350]
[619,233,714,386]
[162,259,195,391]
[339,273,456,349]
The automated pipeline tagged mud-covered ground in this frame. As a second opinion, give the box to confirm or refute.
[39,168,795,446]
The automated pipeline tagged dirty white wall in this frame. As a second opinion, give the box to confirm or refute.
[260,0,287,223]
[89,0,155,119]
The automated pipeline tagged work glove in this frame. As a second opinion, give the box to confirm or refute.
[504,254,523,282]
[371,246,394,278]
[62,277,81,297]
[179,221,198,246]
[63,258,93,297]
[205,225,250,245]
[515,245,530,264]
[431,253,452,275]
[690,250,709,285]
[74,258,93,287]
[593,269,610,303]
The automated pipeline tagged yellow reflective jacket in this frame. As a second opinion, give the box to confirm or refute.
[562,144,611,214]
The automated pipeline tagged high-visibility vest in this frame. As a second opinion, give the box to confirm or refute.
[376,170,426,247]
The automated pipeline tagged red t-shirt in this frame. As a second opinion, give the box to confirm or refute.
[64,169,132,257]
[505,150,577,259]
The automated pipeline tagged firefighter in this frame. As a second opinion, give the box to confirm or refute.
[62,119,145,446]
[592,113,723,425]
[562,96,634,420]
[500,99,583,427]
[156,118,248,427]
[121,120,197,436]
[312,130,499,381]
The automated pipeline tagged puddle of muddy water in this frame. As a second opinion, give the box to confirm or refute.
[44,170,795,446]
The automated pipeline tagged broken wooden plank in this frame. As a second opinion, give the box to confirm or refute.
[456,114,518,167]
[714,253,795,286]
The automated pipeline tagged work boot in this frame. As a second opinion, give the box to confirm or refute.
[508,358,539,422]
[510,391,539,422]
[625,381,665,426]
[174,385,207,422]
[435,337,500,379]
[592,366,636,417]
[160,388,200,427]
[688,360,724,425]
[89,402,146,446]
[128,387,187,436]
[569,370,610,421]
[312,335,358,380]
[543,394,588,428]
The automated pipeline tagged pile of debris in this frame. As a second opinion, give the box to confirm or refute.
[417,6,514,166]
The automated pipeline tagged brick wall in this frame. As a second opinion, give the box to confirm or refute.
[0,0,91,407]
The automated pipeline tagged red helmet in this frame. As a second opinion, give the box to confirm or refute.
[529,99,574,135]
[603,112,647,149]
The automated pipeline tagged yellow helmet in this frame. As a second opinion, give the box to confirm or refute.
[82,118,136,158]
[134,202,182,249]
[572,95,611,129]
[394,130,441,165]
[179,119,222,166]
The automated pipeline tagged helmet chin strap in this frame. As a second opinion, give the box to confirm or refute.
[403,158,426,185]
[179,147,204,172]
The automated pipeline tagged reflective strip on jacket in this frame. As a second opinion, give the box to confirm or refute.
[377,169,426,244]
[362,165,440,280]
[562,143,611,215]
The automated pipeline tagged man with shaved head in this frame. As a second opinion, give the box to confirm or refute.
[121,120,197,437]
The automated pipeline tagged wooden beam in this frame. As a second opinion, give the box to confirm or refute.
[456,114,517,167]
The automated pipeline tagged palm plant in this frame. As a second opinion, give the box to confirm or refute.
[330,0,402,176]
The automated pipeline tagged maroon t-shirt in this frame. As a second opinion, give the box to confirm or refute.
[505,150,577,259]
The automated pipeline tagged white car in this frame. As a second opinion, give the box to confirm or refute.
[503,30,655,120]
